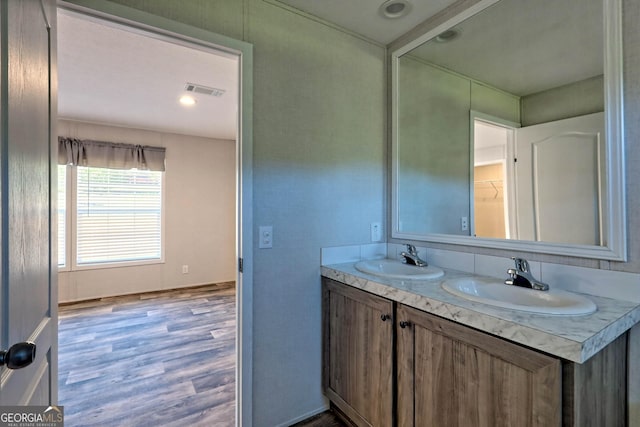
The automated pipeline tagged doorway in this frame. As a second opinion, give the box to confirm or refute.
[471,114,518,240]
[55,3,252,424]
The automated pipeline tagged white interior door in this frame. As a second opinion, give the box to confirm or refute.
[515,112,604,245]
[0,0,57,406]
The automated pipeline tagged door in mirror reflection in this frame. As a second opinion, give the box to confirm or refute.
[515,112,604,245]
[473,113,604,245]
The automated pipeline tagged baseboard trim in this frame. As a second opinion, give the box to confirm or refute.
[58,280,235,305]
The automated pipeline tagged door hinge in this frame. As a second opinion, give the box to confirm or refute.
[238,257,243,273]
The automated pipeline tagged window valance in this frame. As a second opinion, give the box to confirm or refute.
[58,137,166,171]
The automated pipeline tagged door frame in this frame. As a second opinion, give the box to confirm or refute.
[56,1,254,425]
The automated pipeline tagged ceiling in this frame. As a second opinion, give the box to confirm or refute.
[58,0,604,139]
[408,0,603,96]
[275,0,458,44]
[57,11,239,140]
[278,0,603,97]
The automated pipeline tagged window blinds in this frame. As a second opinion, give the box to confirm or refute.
[75,167,163,265]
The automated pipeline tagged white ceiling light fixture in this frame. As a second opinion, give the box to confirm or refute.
[179,95,197,106]
[379,0,413,19]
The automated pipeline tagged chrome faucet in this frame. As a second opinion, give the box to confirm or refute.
[400,244,428,267]
[505,257,549,291]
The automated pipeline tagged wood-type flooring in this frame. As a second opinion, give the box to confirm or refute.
[58,283,236,426]
[292,410,350,427]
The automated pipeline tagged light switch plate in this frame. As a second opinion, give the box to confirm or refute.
[371,222,382,242]
[259,226,273,249]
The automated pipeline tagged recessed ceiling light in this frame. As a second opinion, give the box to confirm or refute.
[179,95,197,106]
[435,29,461,43]
[379,0,412,19]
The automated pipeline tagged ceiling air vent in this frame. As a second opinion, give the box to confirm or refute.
[184,82,225,97]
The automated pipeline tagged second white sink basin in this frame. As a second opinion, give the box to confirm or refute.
[442,277,597,316]
[355,259,444,280]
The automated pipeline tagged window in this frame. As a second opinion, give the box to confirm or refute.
[58,165,164,269]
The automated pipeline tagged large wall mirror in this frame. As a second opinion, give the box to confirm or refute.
[391,0,626,260]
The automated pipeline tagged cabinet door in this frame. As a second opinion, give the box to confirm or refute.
[322,278,393,427]
[397,304,561,427]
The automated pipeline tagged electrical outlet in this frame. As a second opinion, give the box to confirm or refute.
[371,222,382,242]
[259,226,273,249]
[461,216,469,231]
[182,265,189,274]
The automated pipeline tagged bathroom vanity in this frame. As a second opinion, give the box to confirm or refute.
[321,263,640,427]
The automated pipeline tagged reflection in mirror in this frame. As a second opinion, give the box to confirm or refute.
[391,0,626,259]
[472,115,517,240]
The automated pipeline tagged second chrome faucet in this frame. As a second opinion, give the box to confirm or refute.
[505,257,549,291]
[400,244,428,267]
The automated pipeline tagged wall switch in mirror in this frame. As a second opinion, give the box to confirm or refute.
[371,222,382,242]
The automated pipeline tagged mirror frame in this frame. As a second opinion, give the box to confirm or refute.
[390,0,626,260]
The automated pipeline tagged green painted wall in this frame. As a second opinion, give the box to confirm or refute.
[108,0,245,40]
[397,56,518,236]
[471,82,520,123]
[521,75,604,126]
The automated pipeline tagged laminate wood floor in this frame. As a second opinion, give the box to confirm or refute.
[292,410,350,427]
[58,283,236,427]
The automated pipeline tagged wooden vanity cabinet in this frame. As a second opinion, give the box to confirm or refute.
[322,278,394,426]
[396,304,561,427]
[322,278,628,427]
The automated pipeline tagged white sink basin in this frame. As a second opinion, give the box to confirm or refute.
[442,277,596,315]
[355,259,444,280]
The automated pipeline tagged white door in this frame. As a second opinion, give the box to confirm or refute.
[515,112,604,245]
[0,0,57,406]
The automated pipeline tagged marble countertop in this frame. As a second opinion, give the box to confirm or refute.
[321,262,640,363]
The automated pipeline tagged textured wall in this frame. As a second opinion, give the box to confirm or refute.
[397,56,519,236]
[621,0,640,274]
[397,57,471,235]
[622,1,640,421]
[521,75,604,126]
[247,2,385,424]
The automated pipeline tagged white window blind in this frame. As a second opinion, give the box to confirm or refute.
[76,167,163,266]
[58,165,67,267]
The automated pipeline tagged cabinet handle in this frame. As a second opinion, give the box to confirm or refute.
[399,321,411,329]
[380,314,391,321]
